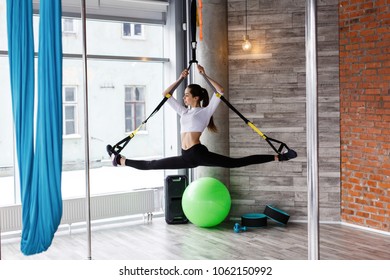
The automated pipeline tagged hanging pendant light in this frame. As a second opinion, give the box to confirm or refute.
[242,0,252,51]
[242,34,252,51]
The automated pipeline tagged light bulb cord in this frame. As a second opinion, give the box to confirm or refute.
[245,0,248,36]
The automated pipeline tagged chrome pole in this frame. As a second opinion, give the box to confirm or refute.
[80,0,92,260]
[305,0,319,260]
[185,0,195,183]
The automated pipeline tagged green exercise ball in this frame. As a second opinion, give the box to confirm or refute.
[182,177,231,228]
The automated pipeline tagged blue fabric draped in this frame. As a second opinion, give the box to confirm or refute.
[7,0,63,255]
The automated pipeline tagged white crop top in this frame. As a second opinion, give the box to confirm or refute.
[167,92,222,133]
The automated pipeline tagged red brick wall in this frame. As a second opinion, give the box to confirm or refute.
[339,0,390,231]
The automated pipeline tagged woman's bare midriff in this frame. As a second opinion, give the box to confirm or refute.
[181,132,202,150]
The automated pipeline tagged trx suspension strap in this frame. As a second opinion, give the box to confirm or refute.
[201,74,290,155]
[189,0,198,65]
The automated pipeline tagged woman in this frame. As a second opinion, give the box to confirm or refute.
[107,64,297,169]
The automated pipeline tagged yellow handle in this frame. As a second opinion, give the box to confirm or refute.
[248,122,267,140]
[128,124,143,138]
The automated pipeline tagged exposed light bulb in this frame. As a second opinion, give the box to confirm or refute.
[242,35,252,51]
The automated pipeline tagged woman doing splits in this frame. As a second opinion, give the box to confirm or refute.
[107,64,297,170]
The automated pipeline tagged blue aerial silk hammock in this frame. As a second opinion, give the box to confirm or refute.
[7,0,63,255]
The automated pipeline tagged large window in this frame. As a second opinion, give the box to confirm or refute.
[0,12,167,204]
[60,20,166,198]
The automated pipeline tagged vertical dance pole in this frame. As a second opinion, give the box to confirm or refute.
[80,0,92,260]
[305,0,319,260]
[186,0,195,182]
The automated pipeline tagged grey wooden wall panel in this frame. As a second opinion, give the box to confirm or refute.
[227,0,340,221]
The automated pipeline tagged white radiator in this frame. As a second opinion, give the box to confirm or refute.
[0,189,155,233]
[0,204,21,232]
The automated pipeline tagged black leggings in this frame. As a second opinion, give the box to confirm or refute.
[124,144,275,170]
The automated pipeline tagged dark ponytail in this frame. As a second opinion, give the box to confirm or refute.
[187,84,218,133]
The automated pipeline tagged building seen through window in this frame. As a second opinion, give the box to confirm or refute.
[0,8,166,206]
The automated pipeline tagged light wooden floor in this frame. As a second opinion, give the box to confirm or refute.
[2,217,390,260]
